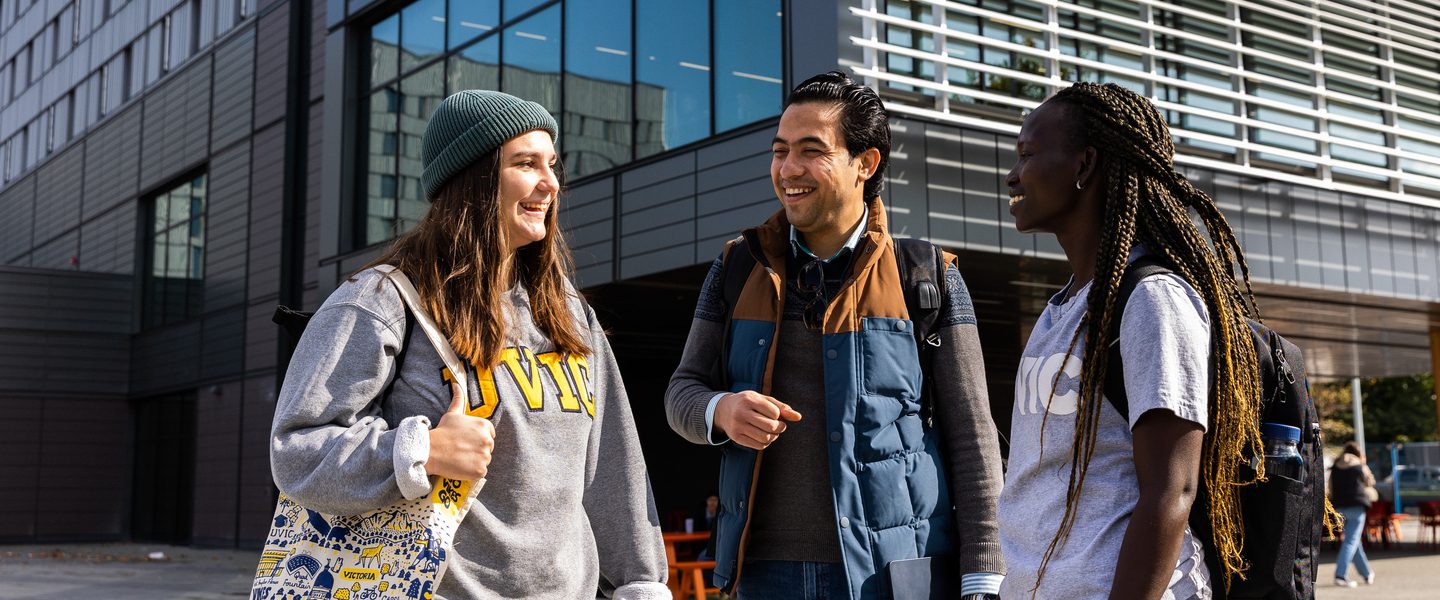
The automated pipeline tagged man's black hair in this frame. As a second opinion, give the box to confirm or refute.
[784,71,890,200]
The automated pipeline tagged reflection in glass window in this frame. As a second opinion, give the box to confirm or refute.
[144,174,207,328]
[449,0,498,50]
[716,0,781,132]
[636,0,710,157]
[372,14,400,87]
[365,87,399,246]
[1153,7,1230,67]
[1239,11,1310,62]
[1063,0,1141,19]
[400,63,445,234]
[1399,134,1440,178]
[448,35,499,95]
[564,0,632,177]
[884,1,935,96]
[503,5,560,113]
[927,3,1048,110]
[401,0,446,73]
[505,0,548,22]
[355,0,784,249]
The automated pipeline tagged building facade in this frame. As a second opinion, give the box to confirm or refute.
[0,0,1436,547]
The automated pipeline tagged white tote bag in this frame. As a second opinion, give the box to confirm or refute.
[251,265,483,600]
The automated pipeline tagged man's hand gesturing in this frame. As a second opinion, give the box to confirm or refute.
[714,391,803,450]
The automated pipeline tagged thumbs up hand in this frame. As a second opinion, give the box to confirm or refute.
[425,381,495,481]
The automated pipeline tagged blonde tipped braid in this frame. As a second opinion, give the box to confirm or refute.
[1029,82,1338,595]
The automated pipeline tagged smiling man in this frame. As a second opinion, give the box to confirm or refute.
[665,72,1006,600]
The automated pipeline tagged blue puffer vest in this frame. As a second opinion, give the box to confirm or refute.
[711,201,955,600]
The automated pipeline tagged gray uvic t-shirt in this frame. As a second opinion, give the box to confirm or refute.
[999,269,1212,599]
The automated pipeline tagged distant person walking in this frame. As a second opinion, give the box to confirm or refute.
[1329,441,1377,588]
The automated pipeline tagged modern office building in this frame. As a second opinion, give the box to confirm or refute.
[1,0,1436,547]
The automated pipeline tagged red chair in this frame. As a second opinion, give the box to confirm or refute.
[1364,501,1407,548]
[1363,502,1399,547]
[1419,501,1440,550]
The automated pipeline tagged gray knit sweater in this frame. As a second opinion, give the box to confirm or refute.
[271,268,668,599]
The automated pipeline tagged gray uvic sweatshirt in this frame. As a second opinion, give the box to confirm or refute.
[271,268,668,600]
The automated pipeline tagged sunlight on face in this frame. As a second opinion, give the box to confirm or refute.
[496,130,559,252]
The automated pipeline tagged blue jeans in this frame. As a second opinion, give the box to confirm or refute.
[738,560,846,600]
[1335,505,1372,581]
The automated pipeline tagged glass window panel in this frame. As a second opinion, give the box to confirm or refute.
[1320,30,1378,57]
[563,0,632,177]
[1250,123,1315,150]
[715,0,782,133]
[505,0,548,22]
[636,0,710,157]
[448,35,499,94]
[168,183,191,226]
[1242,56,1313,85]
[502,4,560,113]
[1329,100,1382,123]
[448,0,498,50]
[1240,12,1310,61]
[399,63,445,234]
[1086,0,1140,18]
[154,191,172,233]
[1155,35,1231,67]
[1397,89,1440,115]
[1393,48,1439,73]
[365,87,399,246]
[1327,121,1383,145]
[883,4,935,97]
[401,0,446,73]
[1060,10,1142,46]
[371,13,399,87]
[1329,146,1387,168]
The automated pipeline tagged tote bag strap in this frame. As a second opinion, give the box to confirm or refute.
[373,264,469,402]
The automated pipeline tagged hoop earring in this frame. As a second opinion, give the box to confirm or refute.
[1075,181,1083,191]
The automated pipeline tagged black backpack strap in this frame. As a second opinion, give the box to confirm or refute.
[710,235,759,390]
[893,237,944,349]
[1102,255,1173,423]
[893,237,947,425]
[272,305,314,354]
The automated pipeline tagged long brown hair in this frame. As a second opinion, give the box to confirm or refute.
[1032,82,1303,592]
[366,147,590,368]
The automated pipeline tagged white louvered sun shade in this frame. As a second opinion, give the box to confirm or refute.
[849,0,1440,208]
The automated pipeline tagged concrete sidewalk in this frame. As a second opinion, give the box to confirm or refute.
[0,535,1436,599]
[0,543,255,599]
[1316,515,1440,600]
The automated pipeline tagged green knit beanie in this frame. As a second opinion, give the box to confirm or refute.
[420,90,559,201]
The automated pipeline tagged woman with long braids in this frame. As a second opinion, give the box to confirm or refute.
[998,82,1265,599]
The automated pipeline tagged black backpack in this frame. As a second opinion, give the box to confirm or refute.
[1105,256,1324,600]
[715,233,947,415]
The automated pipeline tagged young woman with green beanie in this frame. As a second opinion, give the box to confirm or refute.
[269,90,669,599]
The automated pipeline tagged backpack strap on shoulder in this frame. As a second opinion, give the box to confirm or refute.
[721,235,759,321]
[1102,255,1173,423]
[893,237,944,348]
[893,237,948,425]
[711,235,760,390]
